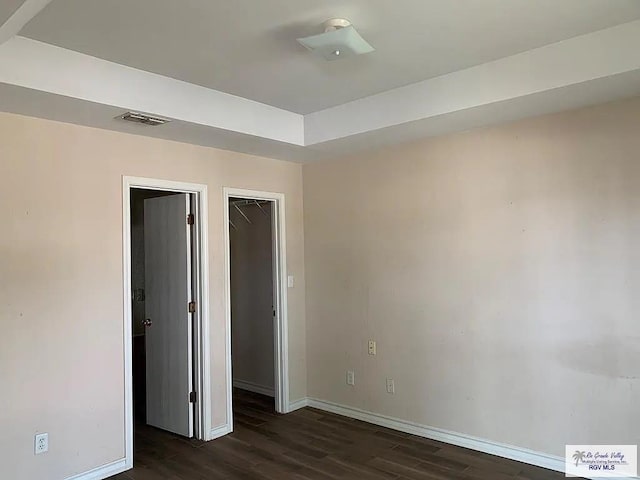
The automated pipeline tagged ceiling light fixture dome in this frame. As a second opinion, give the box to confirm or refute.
[297,18,374,61]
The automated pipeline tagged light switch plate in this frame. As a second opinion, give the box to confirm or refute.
[287,275,294,288]
[368,340,376,355]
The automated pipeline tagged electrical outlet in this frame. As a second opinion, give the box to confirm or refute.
[368,340,377,355]
[386,378,395,394]
[34,433,48,455]
[346,370,355,386]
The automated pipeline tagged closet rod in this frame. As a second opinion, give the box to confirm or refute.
[229,199,270,207]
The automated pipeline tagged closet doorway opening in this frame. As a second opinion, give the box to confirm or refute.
[223,188,289,422]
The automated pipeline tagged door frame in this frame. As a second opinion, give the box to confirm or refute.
[223,187,290,416]
[122,176,211,469]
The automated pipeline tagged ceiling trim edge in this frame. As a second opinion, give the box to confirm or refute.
[0,0,53,45]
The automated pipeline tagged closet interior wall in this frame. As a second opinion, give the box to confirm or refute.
[229,199,275,396]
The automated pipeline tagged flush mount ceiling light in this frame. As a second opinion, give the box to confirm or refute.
[297,18,374,61]
[117,111,170,126]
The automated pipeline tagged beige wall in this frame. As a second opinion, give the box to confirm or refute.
[230,202,275,393]
[303,97,640,457]
[0,113,306,479]
[3,95,640,478]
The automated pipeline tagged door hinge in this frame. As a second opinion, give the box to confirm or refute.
[188,301,196,313]
[187,213,195,225]
[190,391,197,403]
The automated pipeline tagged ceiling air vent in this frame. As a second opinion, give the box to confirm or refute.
[117,112,170,126]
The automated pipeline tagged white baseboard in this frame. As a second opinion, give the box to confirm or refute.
[287,397,309,412]
[305,398,567,475]
[64,458,128,480]
[209,422,233,441]
[233,379,275,397]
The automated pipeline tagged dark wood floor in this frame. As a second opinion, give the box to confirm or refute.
[111,389,568,480]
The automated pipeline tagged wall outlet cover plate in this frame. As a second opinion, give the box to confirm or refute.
[35,433,48,454]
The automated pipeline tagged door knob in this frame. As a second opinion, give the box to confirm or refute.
[143,318,153,327]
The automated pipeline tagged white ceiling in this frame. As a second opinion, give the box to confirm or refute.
[1,1,640,162]
[20,0,640,114]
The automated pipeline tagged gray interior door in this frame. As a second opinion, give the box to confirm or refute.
[144,193,193,437]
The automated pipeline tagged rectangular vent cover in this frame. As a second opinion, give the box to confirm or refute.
[118,112,170,126]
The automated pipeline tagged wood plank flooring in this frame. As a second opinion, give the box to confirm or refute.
[110,389,569,480]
